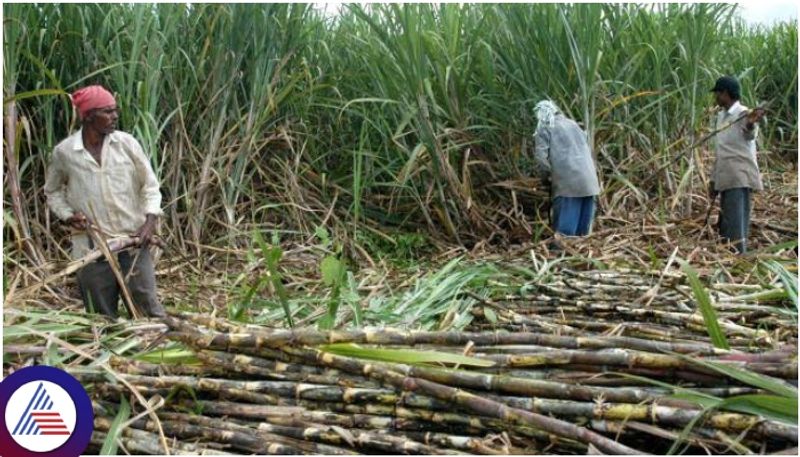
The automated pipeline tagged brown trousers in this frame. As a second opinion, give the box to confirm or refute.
[76,248,165,318]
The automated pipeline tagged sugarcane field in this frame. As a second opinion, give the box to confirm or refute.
[2,2,799,456]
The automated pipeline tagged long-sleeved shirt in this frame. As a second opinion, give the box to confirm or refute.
[712,101,763,192]
[534,114,601,198]
[44,130,163,259]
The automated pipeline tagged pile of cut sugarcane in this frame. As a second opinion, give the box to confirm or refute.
[72,262,798,456]
[468,267,795,350]
[6,264,797,455]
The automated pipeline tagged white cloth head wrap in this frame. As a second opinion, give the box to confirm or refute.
[534,100,560,131]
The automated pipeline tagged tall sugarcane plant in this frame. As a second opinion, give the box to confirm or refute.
[3,3,797,250]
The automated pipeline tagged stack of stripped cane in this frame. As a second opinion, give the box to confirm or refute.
[80,266,798,456]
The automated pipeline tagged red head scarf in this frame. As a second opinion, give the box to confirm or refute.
[71,85,116,118]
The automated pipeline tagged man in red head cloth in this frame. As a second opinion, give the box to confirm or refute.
[44,85,166,318]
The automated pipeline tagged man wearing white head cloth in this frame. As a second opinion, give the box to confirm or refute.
[533,100,601,237]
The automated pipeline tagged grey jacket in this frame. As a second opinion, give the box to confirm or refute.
[534,115,601,198]
[712,102,763,192]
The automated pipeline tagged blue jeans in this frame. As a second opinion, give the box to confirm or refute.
[552,196,596,236]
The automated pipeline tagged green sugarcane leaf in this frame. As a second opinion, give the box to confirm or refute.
[675,355,798,399]
[729,288,790,304]
[680,260,729,350]
[345,273,362,327]
[314,225,331,247]
[3,324,85,341]
[669,392,722,409]
[765,260,798,309]
[756,240,799,254]
[320,343,495,367]
[613,372,724,404]
[100,397,130,455]
[253,229,293,327]
[719,394,798,425]
[3,88,66,104]
[45,340,62,367]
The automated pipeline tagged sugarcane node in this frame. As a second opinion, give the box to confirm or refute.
[401,377,420,392]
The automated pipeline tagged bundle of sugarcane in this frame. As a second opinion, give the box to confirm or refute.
[6,253,796,455]
[73,310,797,456]
[467,267,797,350]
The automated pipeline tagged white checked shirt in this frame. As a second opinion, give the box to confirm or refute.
[44,130,163,259]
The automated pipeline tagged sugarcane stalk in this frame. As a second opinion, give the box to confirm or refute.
[156,413,365,455]
[109,356,229,378]
[94,418,236,455]
[94,381,282,406]
[16,236,143,297]
[127,416,354,455]
[165,315,732,355]
[165,398,586,453]
[476,349,796,379]
[85,224,142,319]
[168,324,709,404]
[156,412,560,455]
[147,378,785,443]
[279,345,644,454]
[380,430,512,455]
[90,433,230,455]
[254,422,466,455]
[588,420,717,452]
[195,350,381,388]
[511,303,772,341]
[95,367,757,417]
[86,373,397,405]
[641,102,769,188]
[484,395,796,440]
[3,96,44,267]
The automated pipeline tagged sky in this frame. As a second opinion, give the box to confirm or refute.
[737,1,798,25]
[316,2,799,25]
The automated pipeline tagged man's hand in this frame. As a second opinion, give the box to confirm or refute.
[67,212,89,231]
[134,214,158,248]
[746,107,765,129]
[709,182,718,199]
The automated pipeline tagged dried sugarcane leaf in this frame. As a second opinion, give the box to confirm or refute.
[329,425,357,447]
